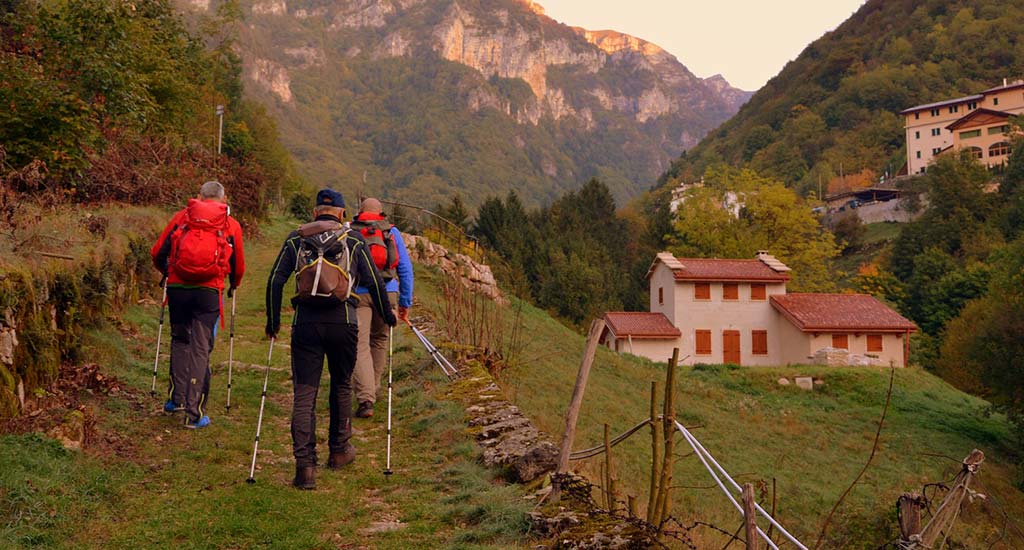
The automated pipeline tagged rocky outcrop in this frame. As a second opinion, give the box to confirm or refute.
[249,58,293,103]
[252,0,287,16]
[404,234,505,304]
[703,73,754,113]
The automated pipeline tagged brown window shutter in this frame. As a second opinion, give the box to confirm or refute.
[867,334,883,352]
[832,334,849,349]
[696,330,712,355]
[658,287,664,305]
[694,283,710,300]
[723,283,738,300]
[752,330,768,355]
[750,283,766,300]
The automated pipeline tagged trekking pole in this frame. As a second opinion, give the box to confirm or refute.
[384,326,394,478]
[150,279,168,397]
[247,337,275,484]
[409,324,458,379]
[225,292,236,413]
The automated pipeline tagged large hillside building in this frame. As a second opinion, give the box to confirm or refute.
[601,252,917,367]
[902,79,1024,174]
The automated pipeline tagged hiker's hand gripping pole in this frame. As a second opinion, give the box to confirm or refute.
[247,337,275,484]
[150,278,168,397]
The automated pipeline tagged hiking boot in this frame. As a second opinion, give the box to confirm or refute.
[355,401,374,418]
[327,444,356,470]
[163,400,184,414]
[293,465,316,490]
[184,415,211,429]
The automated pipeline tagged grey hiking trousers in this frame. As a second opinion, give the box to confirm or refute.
[167,287,219,423]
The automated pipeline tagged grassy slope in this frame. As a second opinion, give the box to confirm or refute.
[1,215,529,550]
[419,282,1024,547]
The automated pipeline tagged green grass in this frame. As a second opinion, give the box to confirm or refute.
[0,215,530,550]
[476,293,1024,548]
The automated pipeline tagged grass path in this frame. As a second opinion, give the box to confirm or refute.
[1,216,529,550]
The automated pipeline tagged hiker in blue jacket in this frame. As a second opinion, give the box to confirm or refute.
[350,198,414,418]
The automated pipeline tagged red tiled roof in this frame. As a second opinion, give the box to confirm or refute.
[771,294,917,333]
[945,108,1010,131]
[648,253,790,282]
[603,312,680,339]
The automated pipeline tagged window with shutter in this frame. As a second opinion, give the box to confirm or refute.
[832,334,849,349]
[658,287,664,305]
[750,284,766,301]
[723,283,738,300]
[752,330,768,355]
[867,334,883,352]
[694,283,710,300]
[695,330,712,355]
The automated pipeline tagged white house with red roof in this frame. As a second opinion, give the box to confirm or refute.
[601,251,917,367]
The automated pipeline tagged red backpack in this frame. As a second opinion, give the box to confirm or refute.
[169,199,232,284]
[350,215,398,282]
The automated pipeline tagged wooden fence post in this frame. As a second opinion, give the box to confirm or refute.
[646,380,661,524]
[743,483,761,550]
[603,423,613,510]
[653,348,679,527]
[550,318,605,502]
[918,449,985,548]
[897,493,923,547]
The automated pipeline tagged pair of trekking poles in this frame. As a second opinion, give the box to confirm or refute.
[243,321,460,482]
[148,281,240,412]
[245,327,398,483]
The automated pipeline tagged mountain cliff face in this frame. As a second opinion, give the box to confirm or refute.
[207,0,750,206]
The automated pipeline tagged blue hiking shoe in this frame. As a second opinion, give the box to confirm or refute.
[184,415,211,429]
[164,400,184,414]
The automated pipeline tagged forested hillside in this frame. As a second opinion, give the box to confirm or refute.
[1,0,302,224]
[210,0,750,207]
[660,0,1024,195]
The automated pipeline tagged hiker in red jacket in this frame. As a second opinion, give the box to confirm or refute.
[151,181,246,429]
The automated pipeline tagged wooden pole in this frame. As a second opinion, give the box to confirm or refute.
[604,423,613,510]
[919,449,985,548]
[646,380,662,524]
[550,319,606,502]
[897,493,923,547]
[628,495,637,518]
[743,483,761,550]
[653,348,679,527]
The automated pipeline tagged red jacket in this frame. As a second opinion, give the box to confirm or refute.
[150,200,246,292]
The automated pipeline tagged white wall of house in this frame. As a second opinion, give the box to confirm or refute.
[807,332,907,366]
[776,315,814,364]
[664,279,787,366]
[601,331,678,363]
[649,264,677,325]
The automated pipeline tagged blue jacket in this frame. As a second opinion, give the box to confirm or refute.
[354,226,413,308]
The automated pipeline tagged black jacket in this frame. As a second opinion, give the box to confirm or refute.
[265,215,396,335]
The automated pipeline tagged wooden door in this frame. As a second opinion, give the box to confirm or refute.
[723,330,741,365]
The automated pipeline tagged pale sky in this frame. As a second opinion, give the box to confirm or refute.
[537,0,867,91]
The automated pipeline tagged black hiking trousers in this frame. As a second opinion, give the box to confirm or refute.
[290,322,359,468]
[167,287,219,423]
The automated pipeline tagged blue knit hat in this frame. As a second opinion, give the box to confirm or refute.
[316,188,345,208]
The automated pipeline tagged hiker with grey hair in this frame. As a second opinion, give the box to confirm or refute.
[350,197,414,418]
[151,181,246,429]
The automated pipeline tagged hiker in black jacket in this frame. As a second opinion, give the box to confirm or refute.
[265,188,396,490]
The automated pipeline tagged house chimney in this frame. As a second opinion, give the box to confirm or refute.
[1004,78,1008,87]
[755,250,792,272]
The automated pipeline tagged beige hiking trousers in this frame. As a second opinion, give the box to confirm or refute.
[352,291,397,404]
